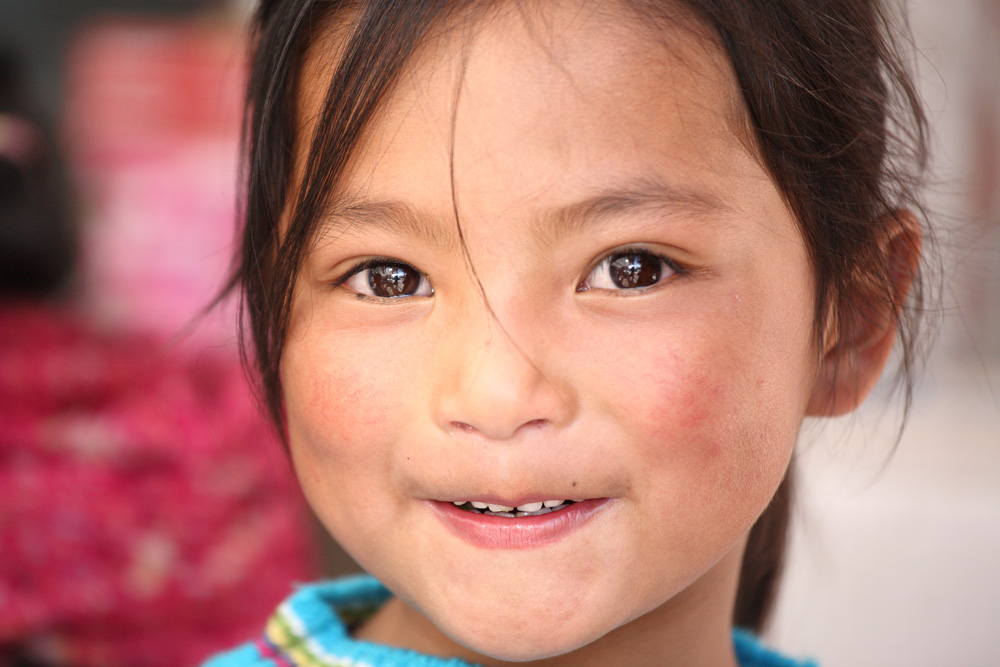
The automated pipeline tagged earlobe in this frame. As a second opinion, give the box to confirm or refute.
[806,211,922,417]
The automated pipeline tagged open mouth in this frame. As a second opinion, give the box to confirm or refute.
[433,498,611,548]
[450,500,581,518]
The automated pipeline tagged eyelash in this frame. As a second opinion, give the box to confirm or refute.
[330,256,433,302]
[577,247,687,293]
[330,247,685,302]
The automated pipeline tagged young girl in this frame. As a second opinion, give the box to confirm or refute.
[205,0,929,665]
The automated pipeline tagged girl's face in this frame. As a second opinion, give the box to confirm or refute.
[283,2,820,663]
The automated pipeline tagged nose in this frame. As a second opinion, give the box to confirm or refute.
[434,316,576,441]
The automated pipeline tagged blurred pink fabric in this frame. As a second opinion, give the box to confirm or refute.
[0,304,316,666]
[64,18,246,345]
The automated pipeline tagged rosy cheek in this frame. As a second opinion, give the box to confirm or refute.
[674,381,725,436]
[615,347,729,460]
[291,358,392,455]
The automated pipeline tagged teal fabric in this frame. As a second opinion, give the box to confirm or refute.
[203,575,817,667]
[733,627,819,667]
[203,643,268,667]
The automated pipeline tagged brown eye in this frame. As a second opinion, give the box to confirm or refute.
[342,259,434,299]
[369,264,421,297]
[580,249,676,292]
[609,253,660,288]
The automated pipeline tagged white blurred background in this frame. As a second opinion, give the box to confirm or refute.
[771,2,1000,665]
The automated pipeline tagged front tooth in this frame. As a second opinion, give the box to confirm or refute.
[543,499,564,508]
[471,502,489,509]
[488,503,514,512]
[453,501,467,506]
[516,501,544,513]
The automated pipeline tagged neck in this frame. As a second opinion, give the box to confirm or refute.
[355,540,746,667]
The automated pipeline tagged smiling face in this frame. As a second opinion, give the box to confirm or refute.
[281,2,820,664]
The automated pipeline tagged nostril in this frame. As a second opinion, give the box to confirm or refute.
[449,418,548,436]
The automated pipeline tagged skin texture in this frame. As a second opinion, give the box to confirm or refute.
[278,2,900,665]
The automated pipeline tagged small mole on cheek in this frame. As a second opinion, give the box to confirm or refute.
[571,480,578,487]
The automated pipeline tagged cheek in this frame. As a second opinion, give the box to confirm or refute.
[280,335,404,499]
[627,349,726,450]
[608,341,734,449]
[638,356,738,474]
[284,330,405,444]
[592,320,799,509]
[281,335,415,564]
[310,366,389,436]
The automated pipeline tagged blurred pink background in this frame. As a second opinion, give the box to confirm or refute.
[1,5,319,666]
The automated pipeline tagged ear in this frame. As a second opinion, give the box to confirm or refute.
[806,211,922,417]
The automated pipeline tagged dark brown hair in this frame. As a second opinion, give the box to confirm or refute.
[234,0,930,634]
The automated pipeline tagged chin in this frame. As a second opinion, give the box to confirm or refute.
[446,621,602,663]
[423,588,628,664]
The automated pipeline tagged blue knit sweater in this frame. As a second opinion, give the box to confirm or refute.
[203,575,817,667]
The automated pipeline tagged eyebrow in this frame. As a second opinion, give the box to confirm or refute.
[316,199,459,251]
[539,177,732,244]
[317,177,731,249]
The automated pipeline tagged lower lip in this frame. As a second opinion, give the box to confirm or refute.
[429,499,610,550]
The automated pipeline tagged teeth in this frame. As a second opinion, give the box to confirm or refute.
[451,499,579,516]
[516,501,544,513]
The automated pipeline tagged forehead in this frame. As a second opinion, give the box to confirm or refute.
[294,0,769,237]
